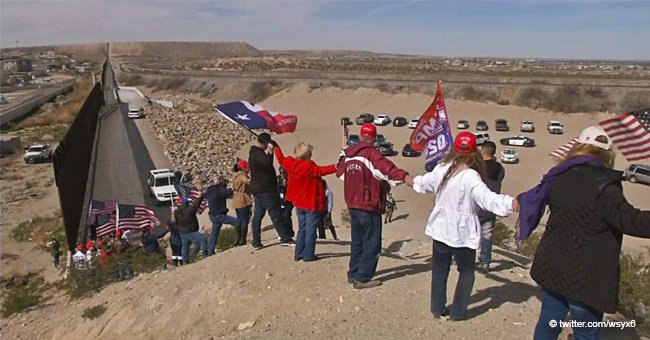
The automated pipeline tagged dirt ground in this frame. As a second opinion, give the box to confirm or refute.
[1,84,648,339]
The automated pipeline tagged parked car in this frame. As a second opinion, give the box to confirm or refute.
[500,135,536,147]
[457,120,470,129]
[495,119,509,131]
[476,120,489,131]
[393,116,408,127]
[402,144,422,157]
[547,120,564,134]
[23,144,52,163]
[475,133,491,146]
[355,113,374,125]
[374,114,391,126]
[374,134,387,145]
[625,164,650,184]
[520,120,535,132]
[341,117,353,126]
[500,147,519,164]
[376,142,395,156]
[148,169,179,205]
[128,106,144,119]
[347,134,360,146]
[408,119,419,129]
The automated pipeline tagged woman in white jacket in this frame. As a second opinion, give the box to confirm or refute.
[410,132,517,320]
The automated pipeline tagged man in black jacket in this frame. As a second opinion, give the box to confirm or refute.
[206,176,239,255]
[249,133,295,249]
[174,194,207,263]
[477,141,505,271]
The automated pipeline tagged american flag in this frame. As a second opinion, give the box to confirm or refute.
[89,199,116,217]
[174,183,207,214]
[95,204,159,237]
[96,214,115,237]
[549,138,578,163]
[599,108,650,161]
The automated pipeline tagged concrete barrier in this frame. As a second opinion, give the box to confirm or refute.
[0,80,75,125]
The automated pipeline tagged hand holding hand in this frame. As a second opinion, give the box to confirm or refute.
[512,197,519,212]
[404,175,414,187]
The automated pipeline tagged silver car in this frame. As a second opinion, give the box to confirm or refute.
[625,164,650,184]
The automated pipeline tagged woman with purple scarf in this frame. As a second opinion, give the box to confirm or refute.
[518,126,650,340]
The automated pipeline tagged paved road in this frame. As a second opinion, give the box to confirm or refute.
[88,66,170,226]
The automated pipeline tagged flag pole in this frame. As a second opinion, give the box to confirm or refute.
[115,203,120,236]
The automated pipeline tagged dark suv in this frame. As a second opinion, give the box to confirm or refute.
[495,119,509,131]
[476,120,489,131]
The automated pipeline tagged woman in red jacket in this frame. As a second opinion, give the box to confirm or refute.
[275,142,337,261]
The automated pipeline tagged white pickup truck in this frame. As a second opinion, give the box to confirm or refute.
[547,121,564,134]
[128,104,144,119]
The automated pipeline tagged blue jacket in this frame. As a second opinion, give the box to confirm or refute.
[206,184,234,216]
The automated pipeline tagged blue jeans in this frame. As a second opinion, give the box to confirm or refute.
[534,289,603,340]
[479,219,495,265]
[348,209,382,283]
[208,214,239,255]
[235,205,252,245]
[295,208,320,260]
[181,232,208,263]
[251,193,292,246]
[431,240,476,320]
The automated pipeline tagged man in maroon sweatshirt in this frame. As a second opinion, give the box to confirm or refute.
[337,123,413,289]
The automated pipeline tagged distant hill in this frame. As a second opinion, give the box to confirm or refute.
[0,43,107,60]
[1,41,262,60]
[109,41,262,59]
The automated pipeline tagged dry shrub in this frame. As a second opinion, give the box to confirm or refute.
[248,80,284,102]
[18,78,93,128]
[120,74,143,86]
[547,85,612,113]
[619,249,650,335]
[492,221,514,249]
[516,87,550,108]
[619,91,650,113]
[1,273,44,317]
[376,83,390,93]
[11,215,63,246]
[455,86,498,102]
[82,304,107,319]
[154,77,189,91]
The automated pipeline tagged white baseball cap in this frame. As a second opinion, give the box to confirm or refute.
[576,126,612,150]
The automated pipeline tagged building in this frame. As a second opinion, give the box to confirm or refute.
[1,59,33,73]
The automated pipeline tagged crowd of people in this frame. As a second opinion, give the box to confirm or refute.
[70,122,649,339]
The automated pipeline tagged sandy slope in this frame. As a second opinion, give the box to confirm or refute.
[261,84,650,256]
[3,85,648,339]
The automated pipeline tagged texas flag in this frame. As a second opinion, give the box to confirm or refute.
[214,101,298,134]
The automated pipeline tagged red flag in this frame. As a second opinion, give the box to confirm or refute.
[599,108,650,161]
[257,110,298,134]
[410,82,453,171]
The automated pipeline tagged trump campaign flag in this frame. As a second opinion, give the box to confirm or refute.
[410,81,453,171]
[214,101,297,134]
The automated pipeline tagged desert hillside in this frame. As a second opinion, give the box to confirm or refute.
[1,41,262,60]
[109,41,261,59]
[3,84,648,339]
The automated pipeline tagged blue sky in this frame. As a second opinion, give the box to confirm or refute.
[1,1,649,60]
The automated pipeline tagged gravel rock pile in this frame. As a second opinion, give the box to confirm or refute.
[144,97,255,182]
